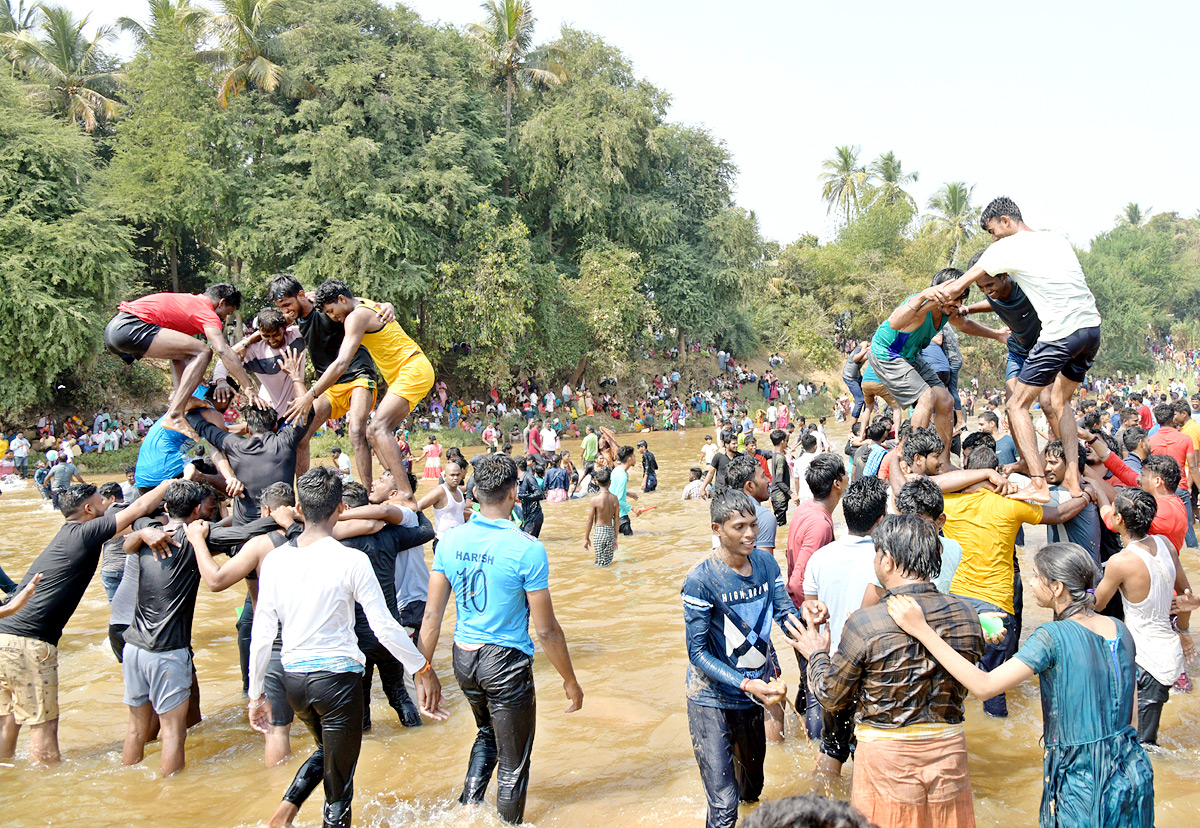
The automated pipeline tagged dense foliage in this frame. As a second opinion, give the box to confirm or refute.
[0,0,1193,414]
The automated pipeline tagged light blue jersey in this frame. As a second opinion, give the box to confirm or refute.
[432,516,550,655]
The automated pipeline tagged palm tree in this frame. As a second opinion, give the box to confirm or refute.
[118,0,207,48]
[0,5,122,131]
[468,0,564,145]
[0,0,39,34]
[204,0,295,108]
[1116,202,1151,227]
[818,145,868,224]
[924,182,980,265]
[866,151,919,208]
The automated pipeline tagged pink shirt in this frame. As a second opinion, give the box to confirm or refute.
[785,499,834,608]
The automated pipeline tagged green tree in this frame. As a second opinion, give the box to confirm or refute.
[0,76,136,412]
[205,0,297,107]
[118,0,207,48]
[0,0,38,34]
[1115,202,1151,227]
[866,150,918,208]
[818,144,867,224]
[0,4,122,131]
[923,181,979,265]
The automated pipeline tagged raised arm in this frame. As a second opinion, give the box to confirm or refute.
[203,324,257,397]
[187,520,269,592]
[114,480,171,533]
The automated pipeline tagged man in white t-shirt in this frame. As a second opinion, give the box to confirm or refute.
[934,196,1100,504]
[700,435,718,466]
[801,476,888,775]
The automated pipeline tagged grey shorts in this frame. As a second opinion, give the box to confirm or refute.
[866,351,943,409]
[263,636,293,727]
[122,644,192,714]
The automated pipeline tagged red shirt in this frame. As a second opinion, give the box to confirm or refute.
[1148,426,1193,488]
[1138,405,1153,430]
[1101,453,1188,552]
[119,293,222,337]
[527,428,541,455]
[785,500,834,609]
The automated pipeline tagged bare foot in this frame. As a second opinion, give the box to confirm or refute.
[268,802,299,828]
[163,412,200,442]
[1007,480,1052,504]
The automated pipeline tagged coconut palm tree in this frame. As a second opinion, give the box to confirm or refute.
[818,145,868,224]
[468,0,564,145]
[204,0,295,108]
[0,4,121,131]
[1116,202,1151,227]
[117,0,207,49]
[924,181,980,265]
[0,0,39,34]
[866,150,919,208]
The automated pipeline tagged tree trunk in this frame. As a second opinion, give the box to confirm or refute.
[678,328,685,354]
[503,74,514,198]
[169,238,179,292]
[569,355,588,389]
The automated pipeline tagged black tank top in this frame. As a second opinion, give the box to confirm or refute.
[296,306,377,385]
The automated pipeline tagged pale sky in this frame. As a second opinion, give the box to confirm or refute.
[62,0,1200,247]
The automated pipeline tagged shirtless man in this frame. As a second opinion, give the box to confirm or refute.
[583,467,619,566]
[267,275,391,488]
[932,197,1102,502]
[301,279,435,501]
[104,285,257,437]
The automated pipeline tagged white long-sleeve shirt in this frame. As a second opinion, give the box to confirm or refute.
[249,535,426,699]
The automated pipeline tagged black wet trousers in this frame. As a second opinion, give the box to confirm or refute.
[357,625,421,728]
[281,670,364,828]
[452,644,537,824]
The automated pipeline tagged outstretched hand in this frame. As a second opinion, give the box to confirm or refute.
[1173,589,1200,614]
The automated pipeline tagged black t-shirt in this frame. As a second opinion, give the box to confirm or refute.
[188,411,308,525]
[345,517,436,635]
[642,451,658,475]
[709,452,739,494]
[124,517,282,652]
[296,306,376,385]
[0,514,119,645]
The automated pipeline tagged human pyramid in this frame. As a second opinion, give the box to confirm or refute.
[0,197,1191,828]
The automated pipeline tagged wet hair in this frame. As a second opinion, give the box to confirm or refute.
[164,479,211,519]
[267,274,304,303]
[636,440,648,449]
[962,431,995,453]
[895,477,944,521]
[929,267,968,302]
[58,483,97,517]
[297,465,343,524]
[1152,403,1175,427]
[864,419,889,442]
[842,476,889,535]
[978,411,999,429]
[261,481,295,510]
[770,429,786,447]
[1033,542,1099,621]
[801,433,817,451]
[902,428,944,465]
[594,466,611,486]
[257,307,288,331]
[474,454,519,505]
[980,196,1022,230]
[1044,439,1086,475]
[710,489,758,526]
[313,279,355,309]
[205,283,242,309]
[688,467,703,481]
[98,482,123,501]
[1142,454,1181,492]
[726,455,762,495]
[1113,488,1156,537]
[965,446,999,470]
[806,453,846,499]
[740,794,872,828]
[341,481,369,508]
[617,446,635,463]
[873,514,941,581]
[245,406,278,435]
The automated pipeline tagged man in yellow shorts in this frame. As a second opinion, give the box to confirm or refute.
[269,275,382,487]
[304,279,435,501]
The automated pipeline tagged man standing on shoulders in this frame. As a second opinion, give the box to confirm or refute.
[787,515,985,827]
[420,454,583,825]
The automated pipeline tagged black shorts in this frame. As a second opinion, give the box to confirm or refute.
[104,312,161,363]
[618,514,633,536]
[1017,326,1101,388]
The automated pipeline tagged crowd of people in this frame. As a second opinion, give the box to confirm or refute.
[0,195,1195,828]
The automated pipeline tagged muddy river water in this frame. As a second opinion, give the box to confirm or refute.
[1,424,1199,827]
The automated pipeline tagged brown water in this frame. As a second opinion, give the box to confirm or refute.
[2,426,1200,827]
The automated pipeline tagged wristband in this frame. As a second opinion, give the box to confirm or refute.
[740,678,749,692]
[417,662,432,675]
[248,696,267,709]
[1180,628,1192,634]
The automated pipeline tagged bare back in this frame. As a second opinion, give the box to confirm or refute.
[591,491,618,525]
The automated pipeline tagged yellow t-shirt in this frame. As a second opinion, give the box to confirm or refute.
[944,490,1043,614]
[357,299,423,385]
[1181,419,1200,453]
